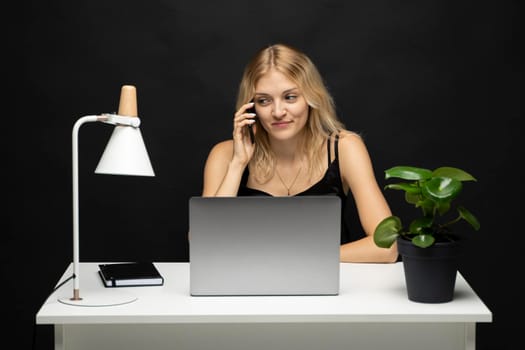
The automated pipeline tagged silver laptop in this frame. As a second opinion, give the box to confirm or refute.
[189,195,341,296]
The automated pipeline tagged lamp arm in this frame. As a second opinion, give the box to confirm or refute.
[71,115,106,300]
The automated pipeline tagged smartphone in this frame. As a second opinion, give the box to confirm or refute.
[247,101,256,144]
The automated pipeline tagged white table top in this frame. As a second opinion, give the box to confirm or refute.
[36,262,492,324]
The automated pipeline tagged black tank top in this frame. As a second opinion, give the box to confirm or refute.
[238,134,363,244]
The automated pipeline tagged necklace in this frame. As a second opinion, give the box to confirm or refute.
[275,164,302,196]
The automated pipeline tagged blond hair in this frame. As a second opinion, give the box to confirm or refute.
[236,43,346,183]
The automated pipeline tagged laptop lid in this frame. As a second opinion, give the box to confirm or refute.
[189,195,341,296]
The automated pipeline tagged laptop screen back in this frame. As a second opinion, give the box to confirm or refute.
[189,195,341,296]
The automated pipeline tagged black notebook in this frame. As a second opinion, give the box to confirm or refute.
[98,262,164,287]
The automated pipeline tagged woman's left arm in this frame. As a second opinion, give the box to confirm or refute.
[338,132,398,263]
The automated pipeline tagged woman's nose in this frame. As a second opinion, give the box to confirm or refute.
[272,101,287,118]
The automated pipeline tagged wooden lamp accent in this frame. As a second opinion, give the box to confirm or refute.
[118,85,138,117]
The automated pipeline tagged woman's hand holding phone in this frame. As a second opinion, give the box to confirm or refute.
[232,101,257,166]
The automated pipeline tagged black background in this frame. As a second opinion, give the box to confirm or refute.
[8,1,521,349]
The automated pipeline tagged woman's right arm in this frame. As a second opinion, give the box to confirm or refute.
[202,140,246,196]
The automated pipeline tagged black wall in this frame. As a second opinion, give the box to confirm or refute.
[9,1,521,349]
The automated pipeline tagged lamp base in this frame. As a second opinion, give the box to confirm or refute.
[58,290,137,307]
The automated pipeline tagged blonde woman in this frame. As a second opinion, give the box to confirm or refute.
[202,43,397,263]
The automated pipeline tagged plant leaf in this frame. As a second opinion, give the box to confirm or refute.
[405,192,420,205]
[385,183,421,194]
[433,167,477,182]
[412,234,435,248]
[422,177,462,202]
[373,216,402,248]
[408,217,433,234]
[416,198,435,216]
[436,201,451,216]
[385,166,432,181]
[458,206,481,230]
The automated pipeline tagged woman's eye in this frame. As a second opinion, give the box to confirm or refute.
[256,98,270,106]
[285,95,297,101]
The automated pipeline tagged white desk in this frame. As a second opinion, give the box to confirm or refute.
[36,262,492,350]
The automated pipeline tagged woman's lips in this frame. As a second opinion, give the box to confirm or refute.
[272,121,292,128]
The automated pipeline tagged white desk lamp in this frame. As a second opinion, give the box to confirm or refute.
[58,85,155,307]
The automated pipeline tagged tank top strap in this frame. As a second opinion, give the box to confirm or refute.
[327,132,341,166]
[334,133,340,159]
[326,135,331,167]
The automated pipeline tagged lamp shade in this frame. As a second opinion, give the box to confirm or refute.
[95,125,155,176]
[95,85,154,177]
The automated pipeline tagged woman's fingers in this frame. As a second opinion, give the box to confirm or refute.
[233,102,256,139]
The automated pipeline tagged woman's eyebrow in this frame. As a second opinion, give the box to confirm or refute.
[254,88,299,96]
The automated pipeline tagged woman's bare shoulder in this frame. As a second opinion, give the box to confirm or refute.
[203,140,233,172]
[337,130,366,149]
[208,139,233,157]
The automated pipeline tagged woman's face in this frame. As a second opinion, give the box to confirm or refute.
[253,69,309,141]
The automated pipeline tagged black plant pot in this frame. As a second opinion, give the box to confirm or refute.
[397,237,462,303]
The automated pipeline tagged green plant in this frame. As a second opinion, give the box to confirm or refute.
[374,166,481,249]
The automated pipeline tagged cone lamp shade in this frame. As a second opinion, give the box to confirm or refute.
[95,85,154,176]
